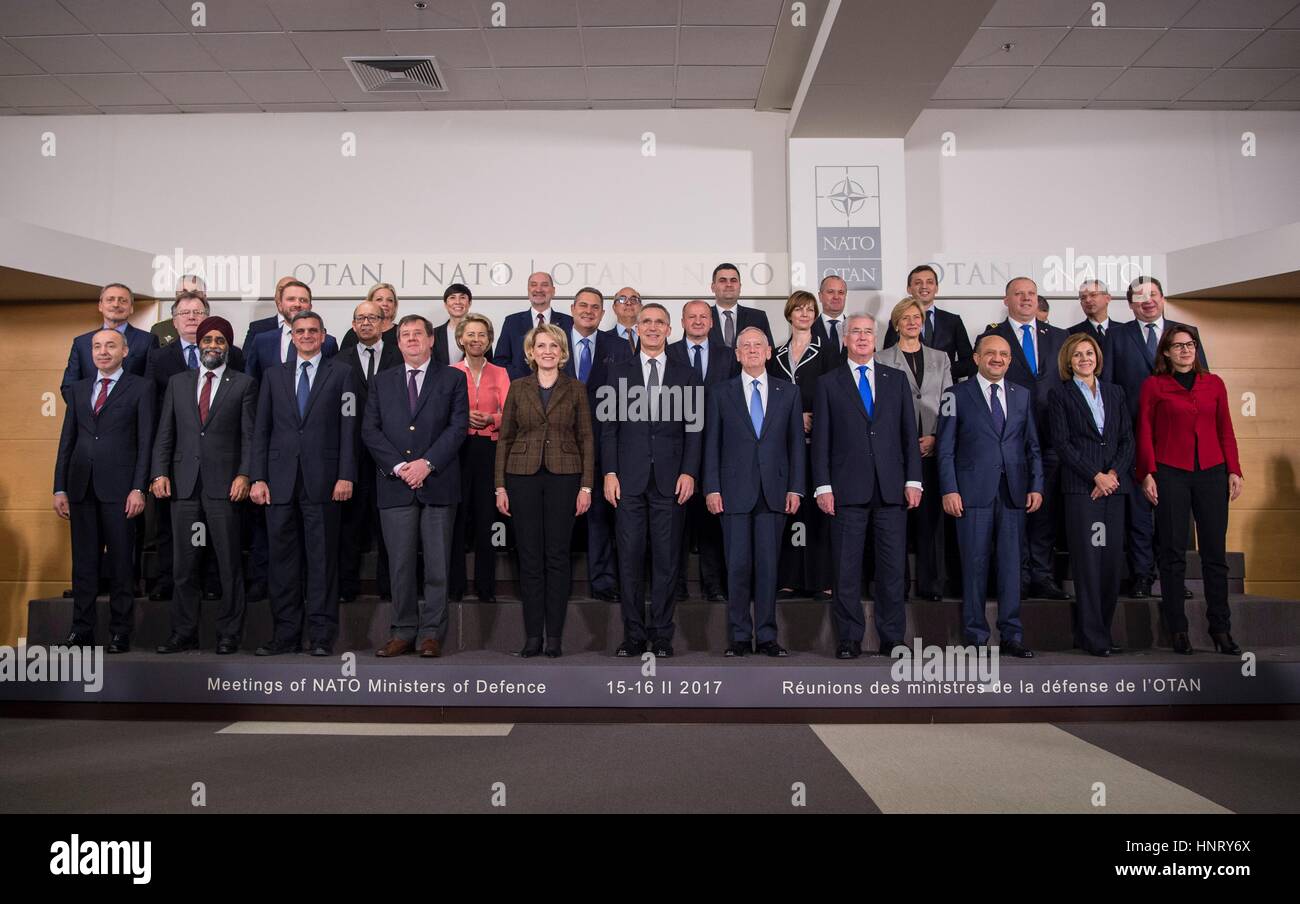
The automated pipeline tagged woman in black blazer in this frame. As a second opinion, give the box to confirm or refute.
[1048,332,1133,657]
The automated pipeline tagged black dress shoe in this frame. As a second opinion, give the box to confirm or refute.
[1029,581,1071,600]
[724,641,749,657]
[1088,647,1110,657]
[478,593,497,603]
[107,634,130,654]
[776,588,798,600]
[215,637,239,655]
[1172,632,1193,655]
[814,590,833,602]
[61,631,94,647]
[148,587,172,601]
[1129,578,1153,599]
[615,640,646,658]
[835,643,860,660]
[674,588,689,602]
[448,591,464,603]
[1211,632,1240,655]
[919,592,943,602]
[1109,645,1123,655]
[378,592,392,602]
[517,638,543,658]
[255,640,299,656]
[591,588,620,602]
[156,634,199,654]
[309,643,332,657]
[1001,640,1035,658]
[652,642,674,658]
[544,642,562,658]
[756,641,789,658]
[63,588,74,598]
[878,640,905,656]
[338,592,357,604]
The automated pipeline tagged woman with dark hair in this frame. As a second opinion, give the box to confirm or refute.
[1137,327,1243,655]
[1048,332,1133,657]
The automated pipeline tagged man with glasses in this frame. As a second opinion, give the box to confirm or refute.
[1068,279,1116,367]
[605,287,643,353]
[152,275,207,347]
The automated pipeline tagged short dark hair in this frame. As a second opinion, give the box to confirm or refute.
[289,310,323,330]
[1126,275,1164,305]
[1038,296,1050,313]
[818,274,846,291]
[1152,326,1206,376]
[711,263,740,282]
[397,313,434,336]
[573,286,604,305]
[443,283,472,303]
[906,264,938,286]
[282,279,312,301]
[170,291,210,315]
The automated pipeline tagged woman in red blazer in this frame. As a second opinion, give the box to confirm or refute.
[1136,327,1243,655]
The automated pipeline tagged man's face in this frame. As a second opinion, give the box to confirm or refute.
[711,268,741,306]
[172,299,207,342]
[1079,284,1111,320]
[612,287,642,327]
[975,336,1011,380]
[199,331,229,369]
[571,292,604,333]
[272,276,295,316]
[735,329,771,374]
[98,287,133,326]
[1129,282,1164,323]
[1005,279,1038,322]
[527,272,555,310]
[399,322,434,363]
[443,292,470,320]
[372,288,398,322]
[291,318,324,357]
[845,319,876,362]
[819,277,847,318]
[280,286,312,319]
[908,269,938,307]
[352,301,383,343]
[682,301,712,340]
[91,330,127,373]
[637,307,670,353]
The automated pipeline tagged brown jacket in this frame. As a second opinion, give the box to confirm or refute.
[494,372,594,488]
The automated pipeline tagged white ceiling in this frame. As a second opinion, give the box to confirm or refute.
[933,0,1300,110]
[0,0,791,114]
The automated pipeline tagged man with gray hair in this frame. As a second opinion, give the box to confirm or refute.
[153,274,207,348]
[62,283,158,392]
[1068,278,1114,367]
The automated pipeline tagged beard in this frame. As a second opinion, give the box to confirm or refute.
[201,349,227,369]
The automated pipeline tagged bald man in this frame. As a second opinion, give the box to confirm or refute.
[493,271,575,378]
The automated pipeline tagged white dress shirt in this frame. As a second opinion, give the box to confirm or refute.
[277,318,293,364]
[356,337,384,380]
[1138,316,1165,347]
[1008,316,1038,367]
[741,368,767,415]
[1090,317,1112,336]
[814,357,922,496]
[640,349,668,385]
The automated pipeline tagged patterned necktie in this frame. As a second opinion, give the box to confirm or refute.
[990,383,1005,435]
[537,312,545,329]
[186,344,198,369]
[297,361,312,418]
[827,319,839,352]
[723,310,735,347]
[1145,322,1157,366]
[857,365,873,418]
[749,379,764,435]
[365,347,375,382]
[578,338,592,384]
[626,328,636,352]
[93,378,111,414]
[1020,323,1037,376]
[199,371,215,423]
[407,368,420,415]
[691,344,704,382]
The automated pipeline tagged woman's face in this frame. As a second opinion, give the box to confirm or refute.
[898,308,923,339]
[460,322,490,358]
[788,303,815,331]
[372,289,397,321]
[1164,331,1197,371]
[531,333,562,371]
[1070,342,1097,378]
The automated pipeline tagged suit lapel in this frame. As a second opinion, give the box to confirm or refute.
[1002,321,1034,378]
[1067,379,1103,438]
[91,374,125,419]
[969,378,1000,437]
[301,357,333,421]
[837,362,871,423]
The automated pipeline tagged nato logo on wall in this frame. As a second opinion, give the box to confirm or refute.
[815,165,882,290]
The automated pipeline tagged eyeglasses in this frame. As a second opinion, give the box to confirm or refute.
[353,314,382,324]
[1168,341,1197,352]
[614,295,641,305]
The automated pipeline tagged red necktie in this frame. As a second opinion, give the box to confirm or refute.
[93,378,111,414]
[199,371,215,422]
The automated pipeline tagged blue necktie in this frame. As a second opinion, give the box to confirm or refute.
[578,337,592,384]
[297,361,311,418]
[185,343,198,369]
[990,383,1005,435]
[749,379,764,436]
[1020,323,1037,376]
[1144,322,1157,366]
[692,344,704,382]
[857,365,874,418]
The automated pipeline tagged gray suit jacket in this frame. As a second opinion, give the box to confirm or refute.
[876,343,952,437]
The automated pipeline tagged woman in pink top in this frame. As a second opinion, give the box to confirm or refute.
[449,313,511,602]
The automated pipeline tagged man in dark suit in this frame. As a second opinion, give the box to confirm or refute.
[883,265,976,381]
[151,274,207,348]
[668,300,734,602]
[338,300,402,602]
[1108,275,1208,599]
[150,317,257,654]
[245,280,338,382]
[563,287,631,602]
[812,315,923,658]
[53,330,153,653]
[494,271,574,379]
[977,276,1070,600]
[432,283,471,366]
[811,274,848,357]
[241,275,296,353]
[601,303,703,657]
[362,314,469,658]
[62,283,158,392]
[249,311,357,656]
[604,286,642,353]
[1067,278,1116,370]
[937,333,1042,657]
[341,283,401,351]
[708,262,774,349]
[703,327,805,657]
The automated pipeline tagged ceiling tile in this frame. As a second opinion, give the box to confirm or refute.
[0,1,89,36]
[586,65,675,99]
[1071,0,1201,27]
[1097,67,1212,99]
[419,67,502,101]
[589,98,672,108]
[101,34,223,72]
[1171,99,1254,108]
[196,32,310,70]
[674,98,756,107]
[317,68,420,102]
[144,71,252,104]
[263,0,381,30]
[230,70,334,102]
[472,0,577,27]
[59,0,185,33]
[1176,0,1299,28]
[1224,29,1300,67]
[581,26,677,65]
[8,36,132,73]
[291,30,395,69]
[386,29,493,68]
[483,27,582,66]
[1252,99,1300,107]
[377,0,479,29]
[0,74,89,105]
[59,73,170,105]
[422,100,506,109]
[1086,99,1174,108]
[177,102,264,112]
[678,26,775,66]
[1136,28,1261,67]
[504,99,586,108]
[0,40,41,75]
[578,0,678,26]
[97,104,181,113]
[1265,71,1300,98]
[984,0,1093,27]
[1277,6,1300,26]
[1005,98,1087,107]
[933,66,1034,100]
[259,101,345,111]
[1183,67,1298,98]
[956,28,1070,67]
[17,105,101,114]
[1042,27,1163,66]
[925,99,1008,108]
[158,0,283,32]
[1013,66,1124,99]
[496,66,586,100]
[681,0,783,27]
[675,64,763,98]
[340,100,423,110]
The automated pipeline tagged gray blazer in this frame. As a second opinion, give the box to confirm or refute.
[876,343,952,437]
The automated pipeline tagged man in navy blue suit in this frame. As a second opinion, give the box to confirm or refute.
[562,287,631,601]
[1067,279,1116,369]
[603,286,642,353]
[883,265,976,380]
[601,303,703,657]
[937,333,1043,656]
[241,274,297,353]
[494,271,574,379]
[708,263,774,350]
[245,280,338,382]
[812,314,923,659]
[362,314,468,658]
[249,311,357,657]
[977,276,1070,600]
[61,283,158,392]
[703,327,804,657]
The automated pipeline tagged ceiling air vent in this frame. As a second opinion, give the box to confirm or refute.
[344,56,447,93]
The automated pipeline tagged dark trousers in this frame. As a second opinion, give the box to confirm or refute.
[152,498,219,595]
[582,453,619,596]
[171,487,245,641]
[246,503,269,592]
[677,490,726,597]
[449,435,498,598]
[908,455,946,597]
[1124,477,1157,582]
[1022,453,1060,586]
[1063,492,1125,652]
[830,484,908,646]
[777,439,831,593]
[265,477,341,647]
[720,494,784,644]
[339,454,390,598]
[507,468,579,641]
[69,499,136,636]
[956,477,1024,645]
[1154,464,1231,634]
[615,483,684,644]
